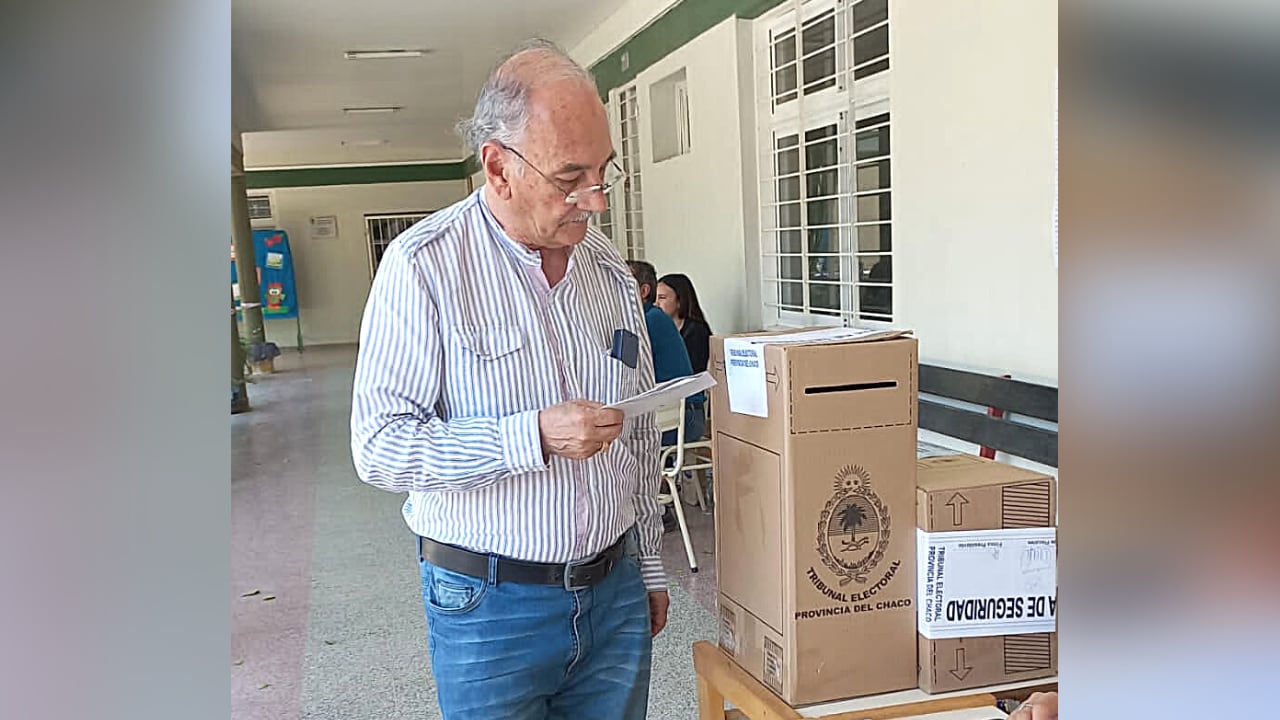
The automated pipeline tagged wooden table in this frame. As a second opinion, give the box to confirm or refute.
[693,641,1056,720]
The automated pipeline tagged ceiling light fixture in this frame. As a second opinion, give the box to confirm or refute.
[341,139,389,148]
[344,49,430,60]
[342,106,402,115]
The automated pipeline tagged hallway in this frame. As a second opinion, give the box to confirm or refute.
[231,346,719,719]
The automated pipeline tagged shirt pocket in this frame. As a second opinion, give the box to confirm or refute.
[455,325,524,360]
[446,325,527,417]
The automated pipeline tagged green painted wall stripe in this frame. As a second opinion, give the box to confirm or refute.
[244,161,470,189]
[589,0,786,99]
[244,155,479,189]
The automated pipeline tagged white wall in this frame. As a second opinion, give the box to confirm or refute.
[577,0,1057,378]
[594,18,759,335]
[250,180,469,347]
[891,0,1058,384]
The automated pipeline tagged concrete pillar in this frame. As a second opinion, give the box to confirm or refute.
[231,290,250,414]
[231,144,272,372]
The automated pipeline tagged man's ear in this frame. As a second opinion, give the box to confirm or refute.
[481,143,511,199]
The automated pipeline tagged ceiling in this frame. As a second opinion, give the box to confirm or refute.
[233,0,628,168]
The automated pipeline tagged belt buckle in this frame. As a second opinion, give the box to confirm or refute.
[563,559,590,591]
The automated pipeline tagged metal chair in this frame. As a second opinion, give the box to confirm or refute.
[655,401,713,572]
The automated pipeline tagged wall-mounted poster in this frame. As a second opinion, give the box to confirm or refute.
[231,229,299,320]
[310,215,338,239]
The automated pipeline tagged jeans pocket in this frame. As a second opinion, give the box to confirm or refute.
[421,562,488,615]
[622,526,642,570]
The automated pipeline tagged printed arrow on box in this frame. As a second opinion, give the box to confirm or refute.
[946,493,970,526]
[950,647,973,681]
[766,368,780,392]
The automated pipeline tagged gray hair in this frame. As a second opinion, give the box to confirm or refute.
[457,38,596,157]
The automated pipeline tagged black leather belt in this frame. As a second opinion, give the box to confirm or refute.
[417,532,627,591]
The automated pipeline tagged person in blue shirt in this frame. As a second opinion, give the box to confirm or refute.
[627,260,704,533]
[626,261,706,442]
[627,261,692,382]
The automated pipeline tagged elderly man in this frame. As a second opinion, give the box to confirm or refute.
[350,40,666,719]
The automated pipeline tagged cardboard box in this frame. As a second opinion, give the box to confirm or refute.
[915,454,1058,693]
[710,331,919,705]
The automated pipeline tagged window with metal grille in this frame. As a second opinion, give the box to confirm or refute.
[594,103,615,244]
[617,85,645,260]
[758,0,891,326]
[364,212,432,278]
[848,0,889,82]
[770,6,839,110]
[594,198,615,242]
[247,195,273,221]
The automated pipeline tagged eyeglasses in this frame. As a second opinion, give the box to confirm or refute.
[499,143,625,206]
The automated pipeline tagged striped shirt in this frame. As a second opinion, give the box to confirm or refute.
[350,188,665,591]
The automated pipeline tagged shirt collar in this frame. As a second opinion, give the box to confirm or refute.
[476,188,578,285]
[477,188,542,267]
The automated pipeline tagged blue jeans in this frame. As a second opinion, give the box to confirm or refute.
[419,531,653,719]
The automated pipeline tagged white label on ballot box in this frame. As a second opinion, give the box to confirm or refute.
[723,338,768,417]
[917,527,1057,639]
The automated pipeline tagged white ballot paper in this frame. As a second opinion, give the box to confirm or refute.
[606,371,717,418]
[745,326,909,346]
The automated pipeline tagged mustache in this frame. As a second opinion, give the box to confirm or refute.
[561,211,595,224]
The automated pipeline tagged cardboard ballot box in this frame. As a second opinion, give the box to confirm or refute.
[709,328,918,706]
[916,454,1058,693]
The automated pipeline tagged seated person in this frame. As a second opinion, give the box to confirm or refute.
[655,273,712,375]
[628,261,703,534]
[626,260,704,442]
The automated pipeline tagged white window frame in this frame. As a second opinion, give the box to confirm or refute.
[674,79,692,156]
[593,95,618,243]
[607,83,645,261]
[767,1,845,115]
[650,69,692,163]
[247,191,275,225]
[364,211,432,279]
[755,0,892,328]
[760,112,851,327]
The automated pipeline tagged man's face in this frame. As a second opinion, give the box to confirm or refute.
[507,82,614,249]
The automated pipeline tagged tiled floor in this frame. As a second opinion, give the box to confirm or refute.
[232,345,719,720]
[660,494,719,614]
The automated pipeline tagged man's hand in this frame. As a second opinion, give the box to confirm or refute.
[1010,691,1058,720]
[537,400,624,460]
[648,591,670,637]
